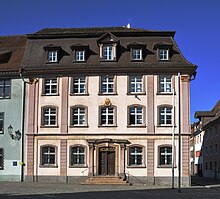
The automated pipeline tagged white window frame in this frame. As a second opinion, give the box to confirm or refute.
[103,45,113,60]
[76,50,85,61]
[159,49,169,60]
[0,79,11,98]
[73,77,86,94]
[44,79,57,95]
[48,51,58,62]
[159,76,172,93]
[129,76,143,93]
[129,106,143,125]
[41,146,56,165]
[101,76,114,94]
[100,107,114,125]
[159,146,172,166]
[70,146,85,165]
[72,107,86,126]
[129,146,143,166]
[159,107,172,125]
[43,107,57,126]
[132,48,142,60]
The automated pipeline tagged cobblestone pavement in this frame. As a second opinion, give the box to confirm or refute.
[0,177,220,199]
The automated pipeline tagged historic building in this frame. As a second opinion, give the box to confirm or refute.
[0,35,26,181]
[194,100,220,179]
[22,27,197,185]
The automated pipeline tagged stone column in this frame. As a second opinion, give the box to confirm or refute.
[119,144,126,179]
[147,139,155,184]
[88,143,95,176]
[60,139,67,182]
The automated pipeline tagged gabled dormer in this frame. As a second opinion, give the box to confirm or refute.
[97,32,119,62]
[127,42,146,61]
[0,51,12,64]
[43,44,62,63]
[154,42,173,61]
[70,43,89,62]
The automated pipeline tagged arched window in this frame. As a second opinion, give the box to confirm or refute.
[70,105,88,127]
[99,105,117,126]
[70,145,86,166]
[128,105,145,126]
[128,145,144,166]
[41,106,58,127]
[41,145,57,166]
[158,105,173,125]
[158,145,172,166]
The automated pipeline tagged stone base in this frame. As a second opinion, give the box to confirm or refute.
[25,175,191,187]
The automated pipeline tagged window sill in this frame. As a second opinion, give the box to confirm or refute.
[69,165,88,168]
[69,125,89,128]
[131,59,144,62]
[157,125,176,128]
[98,93,118,96]
[127,92,146,95]
[100,60,116,62]
[41,94,59,96]
[127,125,146,128]
[40,125,59,128]
[127,165,146,168]
[70,93,89,96]
[157,165,176,168]
[156,92,176,95]
[39,165,58,168]
[0,97,11,100]
[98,125,118,128]
[45,61,59,64]
[73,60,87,63]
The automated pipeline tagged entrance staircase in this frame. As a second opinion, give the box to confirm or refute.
[81,176,130,185]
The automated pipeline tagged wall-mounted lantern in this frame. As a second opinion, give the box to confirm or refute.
[8,125,21,140]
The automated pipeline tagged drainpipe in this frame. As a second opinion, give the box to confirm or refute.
[178,73,181,193]
[21,81,26,182]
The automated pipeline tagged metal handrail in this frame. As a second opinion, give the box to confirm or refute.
[81,166,96,175]
[125,172,147,185]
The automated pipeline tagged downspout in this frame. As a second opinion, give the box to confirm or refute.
[21,80,26,182]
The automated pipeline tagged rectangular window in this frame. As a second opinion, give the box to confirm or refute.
[103,45,113,60]
[0,148,4,170]
[159,146,172,166]
[159,76,172,93]
[100,107,114,125]
[41,146,55,165]
[129,76,143,93]
[129,106,143,125]
[129,147,143,166]
[48,51,57,62]
[71,146,85,165]
[0,113,4,134]
[72,107,86,126]
[0,79,11,98]
[159,107,172,125]
[159,49,168,60]
[132,49,142,60]
[76,50,85,61]
[101,76,114,94]
[43,107,57,126]
[72,77,86,94]
[44,79,57,95]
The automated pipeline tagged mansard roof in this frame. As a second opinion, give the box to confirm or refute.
[22,26,197,77]
[0,35,26,77]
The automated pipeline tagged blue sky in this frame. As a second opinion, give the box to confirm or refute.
[1,0,219,122]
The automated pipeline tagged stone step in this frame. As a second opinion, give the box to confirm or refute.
[81,176,131,185]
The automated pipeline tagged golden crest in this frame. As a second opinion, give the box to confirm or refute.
[104,98,111,107]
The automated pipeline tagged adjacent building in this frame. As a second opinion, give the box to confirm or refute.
[0,35,26,181]
[194,100,220,179]
[21,27,197,186]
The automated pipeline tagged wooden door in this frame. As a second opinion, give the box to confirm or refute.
[99,147,115,175]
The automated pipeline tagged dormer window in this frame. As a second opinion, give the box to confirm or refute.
[159,49,169,60]
[127,42,146,62]
[43,44,62,64]
[97,32,119,62]
[132,48,142,60]
[48,51,58,62]
[71,44,88,62]
[103,45,113,61]
[76,50,85,61]
[154,42,173,61]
